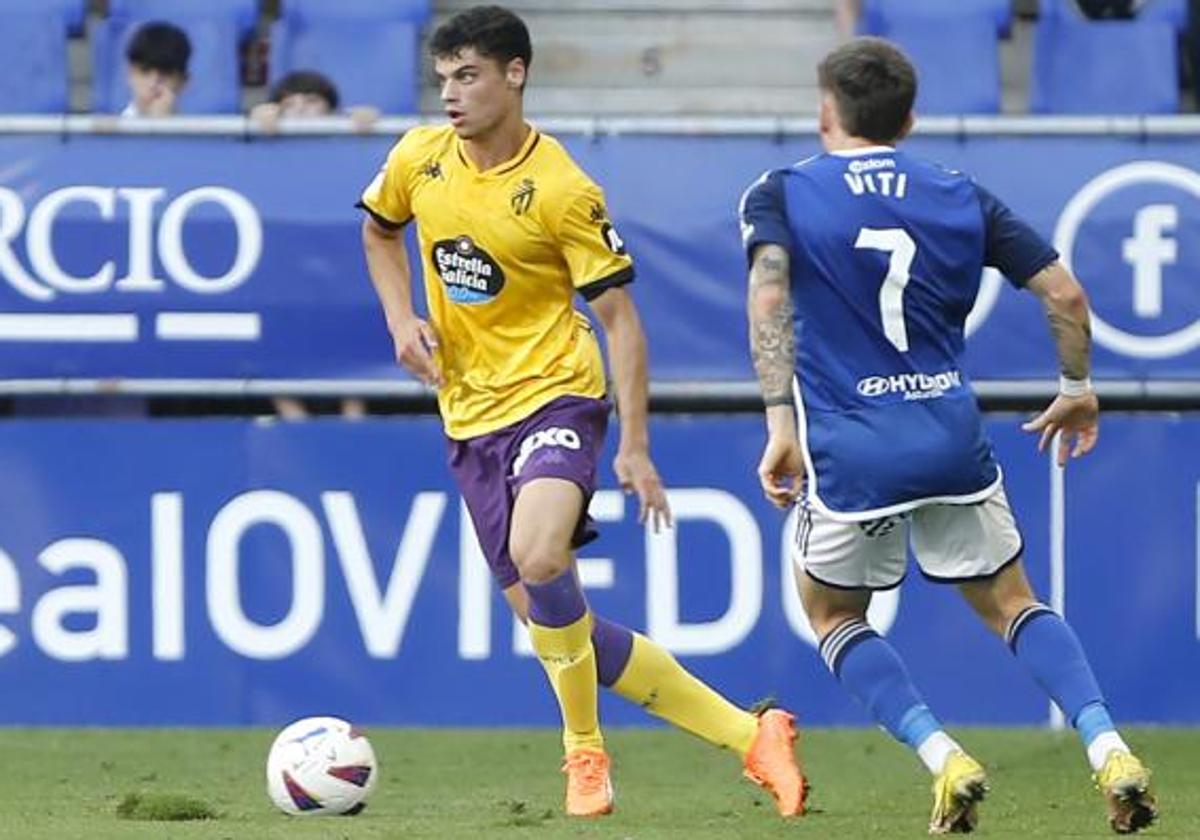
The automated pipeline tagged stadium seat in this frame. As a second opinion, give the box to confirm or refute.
[92,0,259,114]
[860,0,1012,37]
[1040,0,1187,31]
[0,0,87,113]
[855,0,1007,113]
[0,14,70,113]
[0,0,88,30]
[107,0,257,23]
[269,0,431,114]
[281,0,431,25]
[1031,15,1179,114]
[883,17,1002,114]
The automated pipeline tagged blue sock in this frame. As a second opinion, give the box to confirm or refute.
[1008,604,1108,744]
[821,619,942,749]
[1075,701,1117,745]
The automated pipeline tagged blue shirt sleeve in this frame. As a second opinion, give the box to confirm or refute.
[973,182,1058,286]
[739,169,793,267]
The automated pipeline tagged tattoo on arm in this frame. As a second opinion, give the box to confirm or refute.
[1047,310,1090,380]
[1029,263,1091,381]
[748,245,795,404]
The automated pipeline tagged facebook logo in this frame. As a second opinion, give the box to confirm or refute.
[1055,161,1200,360]
[1122,204,1177,318]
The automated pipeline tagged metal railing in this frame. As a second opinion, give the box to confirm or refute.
[1,113,1200,138]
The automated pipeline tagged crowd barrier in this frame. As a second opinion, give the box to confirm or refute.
[0,413,1194,725]
[0,117,1198,388]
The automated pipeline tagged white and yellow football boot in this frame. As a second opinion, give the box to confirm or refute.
[928,750,988,834]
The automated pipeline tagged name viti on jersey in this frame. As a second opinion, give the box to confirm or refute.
[857,369,963,400]
[432,236,506,304]
[843,157,908,198]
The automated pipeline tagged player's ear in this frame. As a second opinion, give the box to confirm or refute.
[818,93,835,136]
[505,58,526,90]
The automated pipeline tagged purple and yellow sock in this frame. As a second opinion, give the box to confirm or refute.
[591,615,757,756]
[526,572,602,753]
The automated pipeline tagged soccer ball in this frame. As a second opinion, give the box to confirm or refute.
[265,716,378,816]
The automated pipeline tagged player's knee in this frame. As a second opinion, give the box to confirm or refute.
[962,581,1037,636]
[509,532,571,584]
[808,605,867,640]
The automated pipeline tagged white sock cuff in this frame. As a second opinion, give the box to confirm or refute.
[916,731,961,775]
[1086,731,1130,772]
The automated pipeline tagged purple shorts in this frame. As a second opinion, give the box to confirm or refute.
[447,395,610,589]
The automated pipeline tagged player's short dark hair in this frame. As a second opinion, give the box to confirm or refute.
[126,21,191,78]
[430,5,532,73]
[269,70,340,111]
[817,38,916,144]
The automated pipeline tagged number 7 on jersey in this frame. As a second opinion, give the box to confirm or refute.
[855,227,916,353]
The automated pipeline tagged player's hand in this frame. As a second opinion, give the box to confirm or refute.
[249,102,282,134]
[143,82,180,117]
[348,105,381,133]
[614,448,672,532]
[1021,392,1099,467]
[758,433,805,509]
[392,316,444,388]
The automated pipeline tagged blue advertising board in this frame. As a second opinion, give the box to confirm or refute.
[0,413,1194,726]
[0,132,1198,382]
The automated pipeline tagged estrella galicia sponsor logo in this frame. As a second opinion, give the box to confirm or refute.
[856,369,963,401]
[431,236,505,304]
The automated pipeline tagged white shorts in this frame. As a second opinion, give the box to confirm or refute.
[794,485,1023,590]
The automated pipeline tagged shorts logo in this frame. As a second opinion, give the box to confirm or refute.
[857,513,908,538]
[431,236,506,304]
[512,426,582,477]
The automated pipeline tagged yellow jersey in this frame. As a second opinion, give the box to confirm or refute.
[360,124,633,440]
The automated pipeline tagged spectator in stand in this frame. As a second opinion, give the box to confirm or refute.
[1192,1,1200,111]
[250,70,380,133]
[253,70,377,420]
[1073,0,1142,17]
[272,394,367,421]
[834,0,860,36]
[123,22,191,117]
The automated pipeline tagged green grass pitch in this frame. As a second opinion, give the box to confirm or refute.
[0,727,1195,839]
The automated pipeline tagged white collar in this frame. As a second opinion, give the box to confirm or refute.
[829,145,896,157]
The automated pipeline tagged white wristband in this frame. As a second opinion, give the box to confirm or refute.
[1059,375,1092,397]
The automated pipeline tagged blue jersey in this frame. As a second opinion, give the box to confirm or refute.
[740,146,1057,520]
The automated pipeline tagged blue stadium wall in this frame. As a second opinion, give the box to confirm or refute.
[0,129,1197,725]
[0,415,1196,726]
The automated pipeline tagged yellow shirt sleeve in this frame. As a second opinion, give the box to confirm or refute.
[358,135,415,228]
[552,182,635,301]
